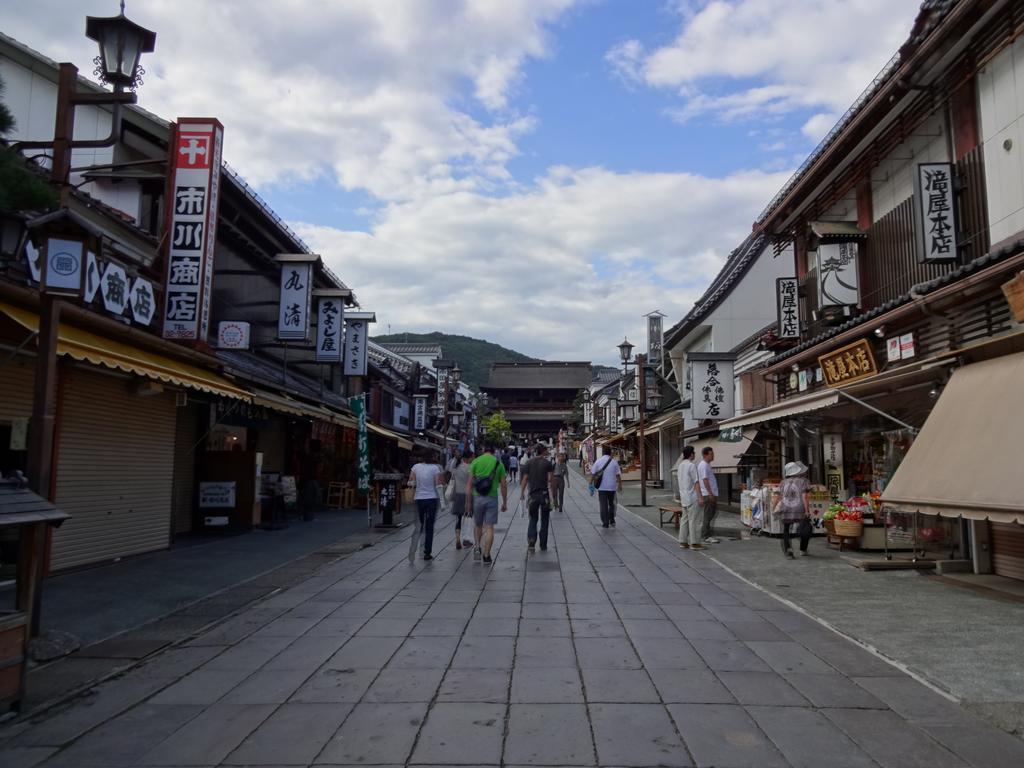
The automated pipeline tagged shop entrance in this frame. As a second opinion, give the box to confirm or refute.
[990,523,1024,581]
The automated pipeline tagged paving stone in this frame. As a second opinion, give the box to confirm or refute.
[465,616,520,636]
[138,703,275,765]
[375,602,431,619]
[518,618,572,637]
[437,668,511,703]
[785,673,887,709]
[454,636,516,668]
[590,703,690,767]
[683,585,744,605]
[570,618,627,637]
[251,616,322,637]
[799,640,899,677]
[670,619,736,640]
[660,604,716,622]
[304,617,366,638]
[631,636,705,669]
[289,667,378,703]
[473,602,522,618]
[917,722,1024,767]
[0,746,59,768]
[581,668,660,703]
[822,707,968,768]
[721,619,791,642]
[520,603,568,619]
[746,641,835,675]
[650,668,735,704]
[224,702,351,765]
[574,637,643,669]
[37,704,202,767]
[852,677,976,724]
[422,602,476,620]
[263,635,350,671]
[330,601,385,618]
[515,636,577,667]
[362,667,445,702]
[504,703,595,765]
[356,616,421,636]
[703,604,763,623]
[316,702,427,765]
[717,671,809,706]
[622,619,683,638]
[410,702,505,765]
[148,667,253,706]
[220,668,314,704]
[203,636,295,671]
[510,667,584,703]
[690,639,771,672]
[387,635,460,669]
[412,617,469,636]
[668,703,787,768]
[325,634,404,668]
[748,705,880,768]
[567,603,618,620]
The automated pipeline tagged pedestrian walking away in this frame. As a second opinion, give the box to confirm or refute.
[553,451,570,511]
[675,444,703,550]
[450,449,475,549]
[521,443,555,551]
[508,452,519,482]
[467,442,508,564]
[590,446,622,528]
[408,453,445,562]
[698,446,720,543]
[777,461,812,558]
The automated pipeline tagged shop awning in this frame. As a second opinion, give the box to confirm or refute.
[717,390,840,429]
[414,438,443,453]
[646,410,683,435]
[881,352,1024,524]
[366,421,414,450]
[599,426,636,445]
[249,388,354,427]
[0,301,249,401]
[672,428,758,474]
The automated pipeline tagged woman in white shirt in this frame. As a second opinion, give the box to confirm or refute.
[408,454,445,561]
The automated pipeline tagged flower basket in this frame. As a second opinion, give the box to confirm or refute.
[833,519,863,537]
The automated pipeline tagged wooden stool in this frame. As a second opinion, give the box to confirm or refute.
[659,504,682,529]
[326,482,346,508]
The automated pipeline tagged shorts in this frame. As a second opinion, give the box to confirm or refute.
[473,495,500,526]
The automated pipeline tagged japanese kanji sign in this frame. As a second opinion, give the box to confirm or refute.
[915,162,957,262]
[42,237,84,295]
[343,316,370,376]
[776,277,800,339]
[162,118,223,341]
[277,262,313,341]
[413,395,428,431]
[84,251,101,303]
[315,297,344,362]
[348,394,370,492]
[101,262,128,315]
[818,338,879,388]
[130,277,156,325]
[688,353,735,421]
[817,242,860,307]
[822,433,844,499]
[646,312,665,373]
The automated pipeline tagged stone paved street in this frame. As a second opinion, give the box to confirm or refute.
[3,471,1023,768]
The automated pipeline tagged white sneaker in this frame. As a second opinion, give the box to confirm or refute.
[703,536,720,544]
[473,547,482,561]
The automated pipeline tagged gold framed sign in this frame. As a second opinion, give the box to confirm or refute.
[818,338,878,388]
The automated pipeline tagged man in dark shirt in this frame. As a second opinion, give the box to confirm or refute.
[520,444,555,552]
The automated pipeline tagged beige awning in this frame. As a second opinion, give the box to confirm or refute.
[717,391,840,429]
[672,428,758,474]
[811,220,866,239]
[882,351,1024,523]
[366,421,414,450]
[646,410,683,435]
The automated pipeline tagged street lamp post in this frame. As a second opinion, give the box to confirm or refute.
[617,338,660,508]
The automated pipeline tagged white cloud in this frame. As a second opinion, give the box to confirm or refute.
[611,0,921,127]
[296,165,790,364]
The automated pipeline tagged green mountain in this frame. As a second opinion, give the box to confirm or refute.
[371,331,536,390]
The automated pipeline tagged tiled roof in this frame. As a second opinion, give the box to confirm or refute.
[485,362,592,390]
[367,342,416,376]
[380,343,443,356]
[767,237,1024,366]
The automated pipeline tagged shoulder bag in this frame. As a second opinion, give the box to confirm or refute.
[591,456,611,488]
[474,456,501,496]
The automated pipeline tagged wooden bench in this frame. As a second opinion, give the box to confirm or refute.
[658,504,682,529]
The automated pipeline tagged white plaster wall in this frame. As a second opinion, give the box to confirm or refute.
[978,36,1024,244]
[868,112,950,223]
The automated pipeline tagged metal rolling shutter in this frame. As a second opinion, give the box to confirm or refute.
[0,359,34,422]
[991,523,1024,581]
[51,367,176,571]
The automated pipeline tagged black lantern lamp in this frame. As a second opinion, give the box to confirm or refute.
[452,364,462,383]
[647,388,663,411]
[86,2,157,91]
[617,337,634,365]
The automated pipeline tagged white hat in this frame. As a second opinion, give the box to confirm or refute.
[784,461,809,478]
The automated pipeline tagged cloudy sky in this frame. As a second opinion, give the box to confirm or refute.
[7,0,923,365]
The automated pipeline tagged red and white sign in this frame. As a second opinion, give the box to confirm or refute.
[162,118,224,342]
[217,321,251,349]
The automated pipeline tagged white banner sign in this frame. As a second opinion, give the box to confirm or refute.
[393,397,411,429]
[130,277,156,325]
[915,162,957,262]
[776,277,800,339]
[689,354,735,421]
[162,118,224,341]
[44,237,84,294]
[199,481,236,508]
[217,321,251,349]
[413,395,428,431]
[817,242,860,307]
[823,433,844,499]
[343,317,369,376]
[646,313,664,373]
[315,296,344,362]
[278,262,313,341]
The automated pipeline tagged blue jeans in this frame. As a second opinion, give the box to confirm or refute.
[416,498,438,555]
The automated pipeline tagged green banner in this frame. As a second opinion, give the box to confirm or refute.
[349,394,370,492]
[719,426,744,443]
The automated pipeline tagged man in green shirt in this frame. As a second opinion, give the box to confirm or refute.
[465,442,508,564]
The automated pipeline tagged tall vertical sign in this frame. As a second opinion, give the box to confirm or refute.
[776,277,800,339]
[348,395,370,492]
[315,295,344,362]
[277,261,313,340]
[823,433,844,500]
[914,162,958,262]
[646,311,665,374]
[162,118,224,341]
[413,395,429,431]
[688,353,735,421]
[344,312,374,376]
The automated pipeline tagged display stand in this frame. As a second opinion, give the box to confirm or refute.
[373,472,406,529]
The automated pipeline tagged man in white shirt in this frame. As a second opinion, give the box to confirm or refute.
[697,446,720,544]
[676,445,703,550]
[408,454,445,562]
[590,446,622,528]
